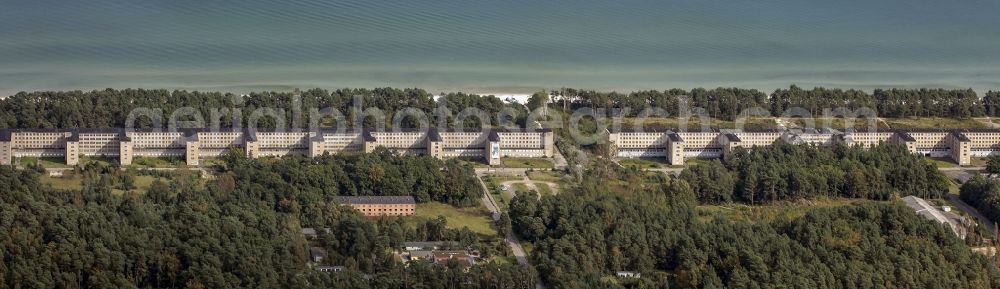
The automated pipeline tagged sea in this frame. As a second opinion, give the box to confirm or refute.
[2,0,1000,97]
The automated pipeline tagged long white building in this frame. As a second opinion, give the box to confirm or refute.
[0,128,554,166]
[607,128,1000,166]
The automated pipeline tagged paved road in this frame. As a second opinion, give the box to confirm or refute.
[939,167,985,171]
[475,174,531,265]
[948,195,999,238]
[475,173,543,288]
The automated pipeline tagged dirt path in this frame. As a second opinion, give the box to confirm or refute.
[500,175,560,198]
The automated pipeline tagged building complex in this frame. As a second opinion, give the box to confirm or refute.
[334,195,416,217]
[608,128,1000,166]
[0,128,554,167]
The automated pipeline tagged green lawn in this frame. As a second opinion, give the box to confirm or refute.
[130,156,187,168]
[482,175,523,209]
[784,117,885,130]
[111,175,164,195]
[535,183,553,196]
[526,171,563,182]
[883,117,988,129]
[685,158,719,166]
[621,117,778,130]
[200,158,227,167]
[43,174,166,195]
[20,157,71,168]
[454,158,489,168]
[947,179,961,195]
[39,175,85,191]
[926,157,957,168]
[410,202,497,236]
[619,158,667,169]
[520,241,534,257]
[79,157,118,167]
[513,182,530,193]
[500,158,554,169]
[696,198,873,224]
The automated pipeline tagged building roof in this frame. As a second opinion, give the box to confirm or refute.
[951,131,971,142]
[723,133,741,142]
[667,133,684,142]
[427,128,443,142]
[901,195,965,237]
[409,250,434,258]
[66,130,81,142]
[335,195,416,205]
[302,227,331,237]
[895,132,916,142]
[315,265,345,272]
[432,251,476,267]
[309,247,328,258]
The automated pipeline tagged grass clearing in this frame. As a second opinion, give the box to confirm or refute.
[947,179,961,195]
[131,156,187,168]
[79,157,118,167]
[20,157,72,168]
[520,241,534,257]
[621,117,778,130]
[696,198,874,224]
[883,117,987,129]
[535,183,553,196]
[784,117,885,130]
[410,202,497,236]
[40,175,85,191]
[455,158,489,168]
[685,158,719,166]
[926,157,957,168]
[111,175,164,195]
[500,158,554,169]
[619,158,668,169]
[526,171,563,182]
[513,182,530,193]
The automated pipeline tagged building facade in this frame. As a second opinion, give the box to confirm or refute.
[334,195,416,217]
[0,128,554,167]
[607,128,1000,166]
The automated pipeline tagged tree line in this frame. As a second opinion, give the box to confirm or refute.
[0,152,535,289]
[0,88,528,129]
[556,85,997,120]
[961,174,1000,225]
[2,86,999,129]
[509,159,999,288]
[217,147,483,208]
[678,143,950,204]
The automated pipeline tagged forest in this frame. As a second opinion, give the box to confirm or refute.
[0,151,535,289]
[961,174,1000,224]
[0,88,527,129]
[678,143,950,204]
[511,159,1000,288]
[219,147,484,208]
[561,86,992,120]
[1,86,999,129]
